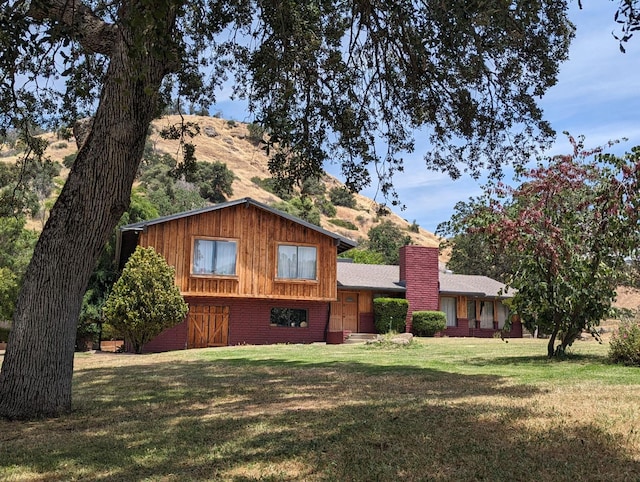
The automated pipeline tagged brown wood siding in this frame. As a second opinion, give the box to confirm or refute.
[457,296,467,318]
[137,203,338,301]
[358,291,373,313]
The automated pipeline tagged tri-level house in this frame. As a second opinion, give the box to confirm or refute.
[117,198,357,351]
[116,198,521,352]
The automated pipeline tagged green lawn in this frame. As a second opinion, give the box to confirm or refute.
[1,338,639,481]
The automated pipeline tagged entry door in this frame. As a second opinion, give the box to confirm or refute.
[340,292,359,332]
[188,305,229,348]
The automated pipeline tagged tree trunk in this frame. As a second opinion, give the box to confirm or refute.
[547,326,559,359]
[0,39,169,419]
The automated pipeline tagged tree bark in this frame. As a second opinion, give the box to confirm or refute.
[547,325,559,359]
[0,35,169,419]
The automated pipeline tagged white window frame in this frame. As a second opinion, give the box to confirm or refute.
[191,237,238,276]
[276,244,317,280]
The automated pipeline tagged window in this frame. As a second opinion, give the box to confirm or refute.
[440,297,457,327]
[479,301,494,329]
[497,302,510,329]
[270,308,308,327]
[277,245,317,280]
[467,300,477,326]
[192,238,237,275]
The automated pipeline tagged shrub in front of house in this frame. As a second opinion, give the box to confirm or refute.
[412,311,446,337]
[608,320,640,366]
[373,298,408,334]
[0,326,10,343]
[103,246,188,354]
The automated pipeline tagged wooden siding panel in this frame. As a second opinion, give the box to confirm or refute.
[136,203,339,301]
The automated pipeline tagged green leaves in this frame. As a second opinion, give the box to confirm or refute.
[103,246,188,353]
[443,139,640,357]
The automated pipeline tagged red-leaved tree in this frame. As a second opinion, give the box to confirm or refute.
[452,137,640,357]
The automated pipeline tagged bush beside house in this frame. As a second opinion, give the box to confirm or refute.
[103,246,188,354]
[373,298,409,334]
[412,311,446,337]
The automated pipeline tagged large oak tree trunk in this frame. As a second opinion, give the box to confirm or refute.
[0,38,168,419]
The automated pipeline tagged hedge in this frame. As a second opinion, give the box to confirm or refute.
[373,298,408,334]
[412,311,446,336]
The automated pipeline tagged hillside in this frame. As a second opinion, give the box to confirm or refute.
[3,114,443,255]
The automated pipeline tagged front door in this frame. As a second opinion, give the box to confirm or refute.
[330,291,359,332]
[341,292,358,332]
[188,305,229,348]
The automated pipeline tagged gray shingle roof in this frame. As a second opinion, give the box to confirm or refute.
[337,263,405,292]
[336,262,512,298]
[439,273,512,298]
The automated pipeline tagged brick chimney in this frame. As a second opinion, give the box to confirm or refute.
[399,246,440,332]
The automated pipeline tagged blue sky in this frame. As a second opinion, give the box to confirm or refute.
[216,3,640,234]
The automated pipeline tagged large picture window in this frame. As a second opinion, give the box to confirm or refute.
[192,238,237,275]
[270,308,308,327]
[277,245,317,280]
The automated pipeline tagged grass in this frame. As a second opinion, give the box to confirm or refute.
[1,338,639,481]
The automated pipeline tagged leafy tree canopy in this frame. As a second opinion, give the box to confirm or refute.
[184,161,235,203]
[0,217,37,322]
[102,246,188,354]
[272,197,322,226]
[140,164,208,216]
[367,221,412,265]
[339,248,385,265]
[442,136,640,358]
[0,0,632,419]
[437,199,517,283]
[1,1,577,208]
[329,186,357,209]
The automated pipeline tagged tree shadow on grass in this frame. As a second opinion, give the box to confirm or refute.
[0,357,638,481]
[465,352,608,367]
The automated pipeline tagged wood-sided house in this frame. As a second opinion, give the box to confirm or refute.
[116,199,520,352]
[332,245,522,339]
[116,197,356,351]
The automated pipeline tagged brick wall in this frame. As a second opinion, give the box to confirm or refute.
[228,298,328,345]
[359,313,375,333]
[142,320,188,353]
[142,298,329,352]
[399,246,440,332]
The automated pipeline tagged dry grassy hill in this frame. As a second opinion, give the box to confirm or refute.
[2,114,443,255]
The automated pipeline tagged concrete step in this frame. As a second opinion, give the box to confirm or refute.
[344,333,379,344]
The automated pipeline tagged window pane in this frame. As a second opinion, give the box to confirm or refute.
[193,239,214,274]
[497,302,509,329]
[297,246,317,279]
[270,308,308,327]
[441,297,457,327]
[467,300,476,321]
[480,301,494,329]
[278,245,298,278]
[193,239,237,275]
[215,240,237,275]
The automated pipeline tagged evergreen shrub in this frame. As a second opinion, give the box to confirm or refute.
[373,298,408,334]
[412,311,446,336]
